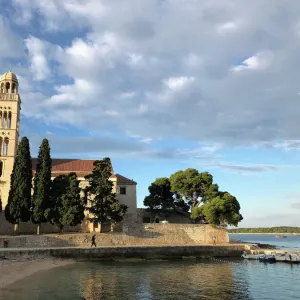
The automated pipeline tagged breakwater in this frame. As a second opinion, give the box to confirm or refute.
[0,244,247,260]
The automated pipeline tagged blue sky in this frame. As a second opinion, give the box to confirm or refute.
[1,0,300,227]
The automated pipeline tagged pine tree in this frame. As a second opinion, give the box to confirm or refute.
[45,172,85,233]
[84,157,127,232]
[32,138,52,235]
[5,137,32,233]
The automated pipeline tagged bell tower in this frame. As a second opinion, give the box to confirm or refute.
[0,72,21,210]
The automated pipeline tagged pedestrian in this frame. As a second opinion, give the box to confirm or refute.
[91,234,96,248]
[212,235,216,246]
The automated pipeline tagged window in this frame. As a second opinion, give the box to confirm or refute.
[143,217,151,223]
[0,161,3,177]
[120,187,126,195]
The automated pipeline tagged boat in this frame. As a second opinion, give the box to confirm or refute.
[275,235,287,238]
[242,251,276,263]
[258,254,276,263]
[272,252,300,264]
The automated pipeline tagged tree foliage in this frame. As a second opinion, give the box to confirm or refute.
[144,177,189,213]
[5,137,32,230]
[32,138,52,234]
[45,172,85,233]
[144,167,243,227]
[170,169,214,207]
[84,157,127,230]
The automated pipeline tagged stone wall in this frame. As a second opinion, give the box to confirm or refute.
[0,245,247,259]
[0,212,81,235]
[0,224,228,248]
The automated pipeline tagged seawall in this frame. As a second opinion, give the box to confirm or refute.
[0,224,229,248]
[0,244,247,259]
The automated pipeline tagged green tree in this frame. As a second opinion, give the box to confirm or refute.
[84,157,127,232]
[45,172,85,233]
[144,177,189,215]
[170,167,243,226]
[32,138,52,235]
[5,137,32,233]
[190,192,243,226]
[170,169,214,207]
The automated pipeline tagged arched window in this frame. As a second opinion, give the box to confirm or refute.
[3,137,9,156]
[0,112,2,129]
[0,137,2,156]
[12,83,16,94]
[8,112,11,129]
[0,161,3,177]
[0,83,4,93]
[3,112,7,128]
[5,82,10,93]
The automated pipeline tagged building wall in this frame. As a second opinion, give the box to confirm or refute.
[0,92,20,210]
[137,208,191,224]
[116,184,137,215]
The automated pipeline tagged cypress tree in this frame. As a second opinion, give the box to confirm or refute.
[45,172,84,233]
[32,138,52,235]
[5,136,32,233]
[84,157,127,232]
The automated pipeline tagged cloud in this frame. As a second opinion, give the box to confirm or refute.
[206,162,283,173]
[25,36,51,81]
[5,0,300,148]
[291,202,300,210]
[232,51,273,72]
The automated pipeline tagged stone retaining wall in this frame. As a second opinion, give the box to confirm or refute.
[0,245,247,259]
[0,224,228,248]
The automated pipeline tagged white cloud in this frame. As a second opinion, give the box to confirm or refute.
[232,51,273,72]
[5,0,300,148]
[25,36,51,80]
[216,21,238,34]
[163,76,195,91]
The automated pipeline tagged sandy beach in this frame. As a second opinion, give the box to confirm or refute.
[0,258,75,291]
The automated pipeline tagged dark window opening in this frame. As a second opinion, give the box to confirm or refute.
[0,161,3,177]
[120,187,126,195]
[155,218,160,223]
[143,217,151,223]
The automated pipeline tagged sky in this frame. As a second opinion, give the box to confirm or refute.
[0,0,300,227]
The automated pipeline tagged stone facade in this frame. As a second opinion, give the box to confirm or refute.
[0,72,20,209]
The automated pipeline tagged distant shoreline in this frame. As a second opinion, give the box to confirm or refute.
[229,233,300,235]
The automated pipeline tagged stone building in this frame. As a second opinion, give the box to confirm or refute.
[0,72,137,233]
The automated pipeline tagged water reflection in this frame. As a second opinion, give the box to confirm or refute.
[78,260,251,300]
[3,259,299,299]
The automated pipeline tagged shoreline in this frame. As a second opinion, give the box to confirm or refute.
[229,233,300,235]
[0,258,75,291]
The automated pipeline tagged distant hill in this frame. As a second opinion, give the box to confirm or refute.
[229,226,300,233]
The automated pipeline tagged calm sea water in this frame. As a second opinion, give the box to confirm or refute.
[230,234,300,250]
[1,259,300,300]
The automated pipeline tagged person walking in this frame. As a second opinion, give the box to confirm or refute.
[212,235,216,246]
[91,234,97,248]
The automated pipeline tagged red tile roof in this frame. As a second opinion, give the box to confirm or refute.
[32,158,116,178]
[115,174,137,185]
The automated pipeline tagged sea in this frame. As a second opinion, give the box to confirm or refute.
[1,234,300,300]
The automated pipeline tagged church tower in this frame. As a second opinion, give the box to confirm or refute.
[0,72,21,210]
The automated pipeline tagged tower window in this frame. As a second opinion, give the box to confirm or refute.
[3,137,9,156]
[5,82,10,93]
[8,112,11,129]
[0,161,3,177]
[120,187,127,195]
